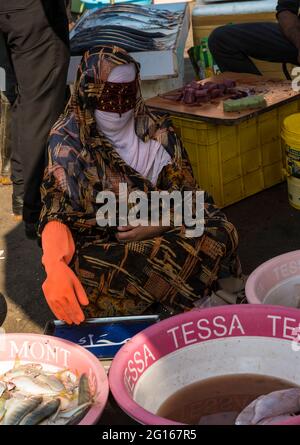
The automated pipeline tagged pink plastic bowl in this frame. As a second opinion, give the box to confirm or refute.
[0,333,109,425]
[109,305,300,425]
[246,250,300,306]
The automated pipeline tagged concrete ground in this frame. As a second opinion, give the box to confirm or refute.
[1,181,300,425]
[1,180,300,425]
[1,181,300,335]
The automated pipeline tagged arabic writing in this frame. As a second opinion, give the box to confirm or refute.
[78,333,131,349]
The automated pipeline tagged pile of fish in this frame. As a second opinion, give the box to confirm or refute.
[70,4,184,54]
[235,388,300,425]
[161,79,252,106]
[0,359,93,425]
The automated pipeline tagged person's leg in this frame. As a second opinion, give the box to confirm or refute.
[0,32,19,198]
[0,92,12,184]
[73,219,239,317]
[208,22,299,74]
[0,0,70,228]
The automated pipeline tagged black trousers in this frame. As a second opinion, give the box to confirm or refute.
[0,32,16,105]
[0,0,70,223]
[208,22,299,75]
[0,32,16,179]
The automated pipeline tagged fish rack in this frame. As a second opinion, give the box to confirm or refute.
[67,2,190,97]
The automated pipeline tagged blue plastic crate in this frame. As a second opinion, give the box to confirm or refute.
[44,315,159,359]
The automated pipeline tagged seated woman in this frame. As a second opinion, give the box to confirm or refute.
[39,46,241,325]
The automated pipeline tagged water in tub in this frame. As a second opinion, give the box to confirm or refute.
[156,374,299,425]
[263,276,300,307]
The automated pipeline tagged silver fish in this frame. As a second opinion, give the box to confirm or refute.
[235,388,300,425]
[0,393,7,422]
[3,396,42,425]
[11,376,62,396]
[257,414,294,425]
[0,360,93,425]
[36,374,65,393]
[56,370,78,394]
[20,399,61,425]
[55,402,92,425]
[1,361,43,383]
[92,5,182,21]
[78,374,91,406]
[0,381,6,397]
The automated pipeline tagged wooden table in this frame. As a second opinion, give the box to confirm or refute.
[146,72,300,125]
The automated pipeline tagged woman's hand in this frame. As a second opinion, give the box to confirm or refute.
[116,225,170,242]
[42,261,89,325]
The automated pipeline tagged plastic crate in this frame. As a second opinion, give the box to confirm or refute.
[171,101,300,208]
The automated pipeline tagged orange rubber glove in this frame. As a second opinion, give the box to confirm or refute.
[41,221,89,325]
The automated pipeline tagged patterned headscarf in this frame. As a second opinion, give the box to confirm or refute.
[66,46,166,148]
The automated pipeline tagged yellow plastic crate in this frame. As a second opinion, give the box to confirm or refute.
[171,101,300,208]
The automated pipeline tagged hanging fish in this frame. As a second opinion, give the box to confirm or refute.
[99,26,170,38]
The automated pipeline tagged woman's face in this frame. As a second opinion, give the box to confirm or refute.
[95,63,138,115]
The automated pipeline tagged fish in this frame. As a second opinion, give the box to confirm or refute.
[35,374,65,393]
[71,36,156,55]
[75,29,157,48]
[55,402,92,425]
[78,374,91,406]
[70,26,175,54]
[0,399,6,421]
[0,381,6,397]
[95,26,170,38]
[0,388,9,422]
[257,414,295,425]
[86,4,182,21]
[70,3,183,57]
[20,399,61,425]
[235,388,300,425]
[72,4,182,46]
[56,369,78,393]
[0,361,94,425]
[10,376,62,396]
[3,396,43,425]
[81,14,175,29]
[2,363,43,381]
[77,17,174,34]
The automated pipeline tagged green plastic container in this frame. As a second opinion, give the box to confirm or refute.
[71,0,85,13]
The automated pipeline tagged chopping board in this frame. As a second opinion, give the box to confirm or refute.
[146,72,300,125]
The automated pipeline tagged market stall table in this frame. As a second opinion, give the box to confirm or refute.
[146,72,300,208]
